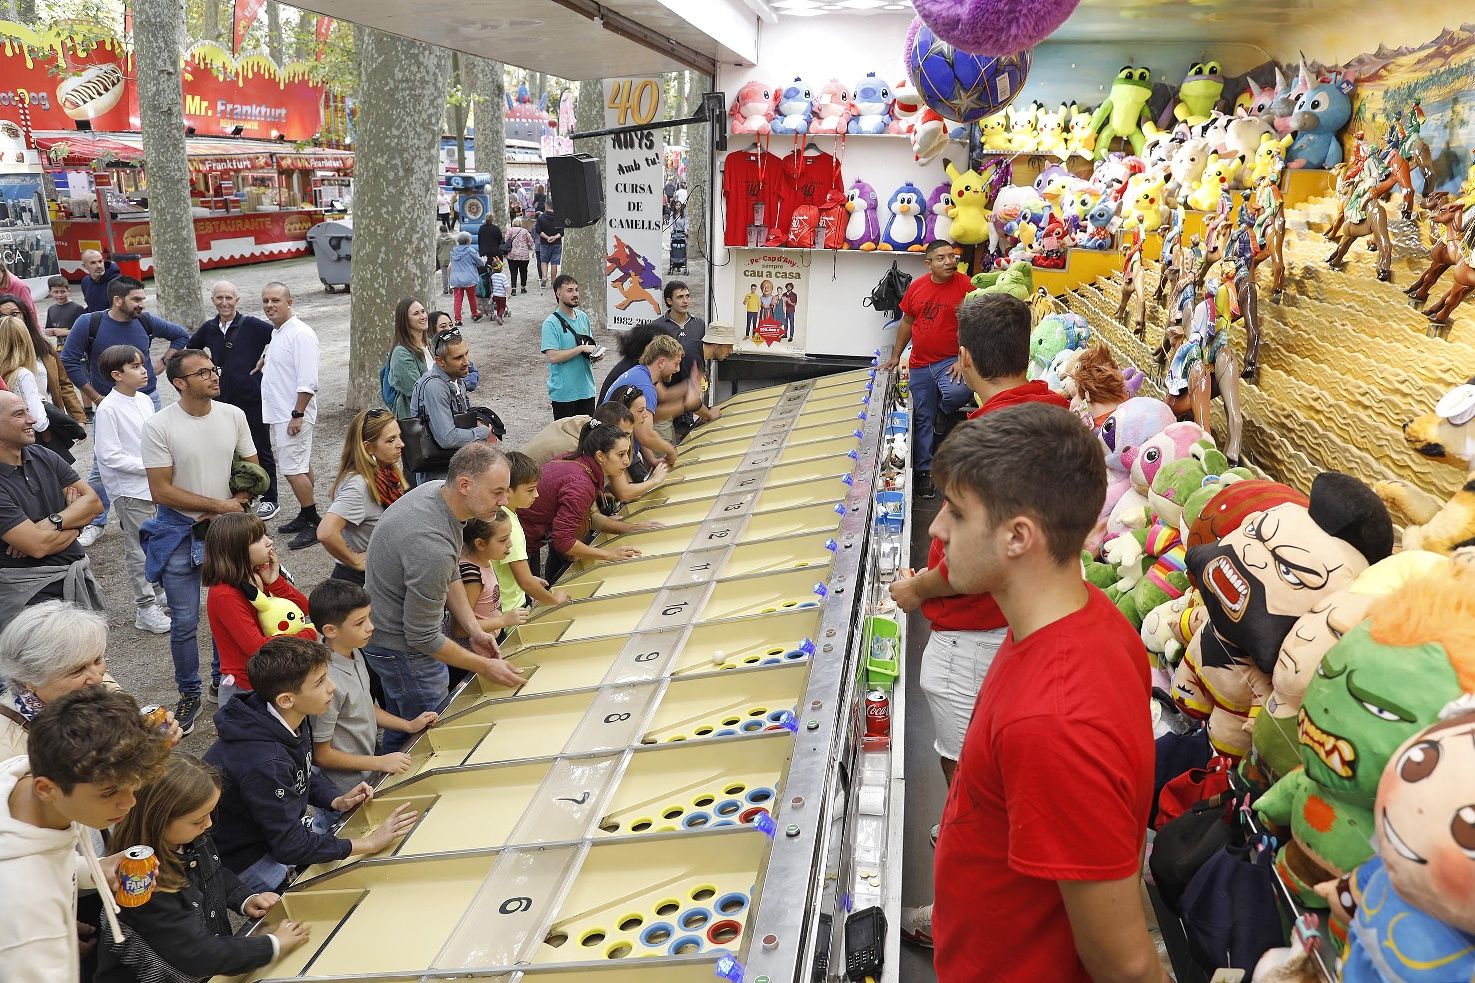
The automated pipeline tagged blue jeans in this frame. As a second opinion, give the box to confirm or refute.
[237,853,292,895]
[310,806,343,836]
[160,533,218,697]
[909,357,975,473]
[363,644,449,753]
[87,389,160,528]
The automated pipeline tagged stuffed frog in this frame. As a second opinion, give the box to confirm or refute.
[1321,707,1475,982]
[1256,568,1475,908]
[970,260,1034,302]
[1162,60,1224,128]
[1090,66,1155,160]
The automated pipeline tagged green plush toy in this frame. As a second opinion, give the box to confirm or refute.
[1254,569,1475,908]
[1090,66,1154,160]
[1166,60,1224,127]
[1026,311,1091,381]
[969,260,1034,301]
[1082,550,1119,590]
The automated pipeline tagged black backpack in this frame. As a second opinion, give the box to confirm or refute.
[864,261,912,321]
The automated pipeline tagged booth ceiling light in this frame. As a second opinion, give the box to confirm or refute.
[913,0,1081,55]
[772,0,825,8]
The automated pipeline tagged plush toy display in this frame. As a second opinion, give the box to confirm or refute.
[879,182,928,251]
[1077,199,1116,249]
[1141,591,1203,668]
[924,182,955,243]
[1035,103,1069,158]
[1121,172,1169,233]
[970,260,1034,302]
[912,0,1083,58]
[979,112,1011,151]
[1097,397,1177,521]
[1161,60,1224,128]
[1166,137,1211,203]
[1375,379,1475,554]
[810,79,852,135]
[1256,568,1475,906]
[1027,311,1091,382]
[1285,64,1356,169]
[1250,132,1293,184]
[943,160,993,245]
[1067,103,1097,159]
[1186,153,1246,212]
[1187,478,1310,552]
[770,78,815,134]
[848,73,894,134]
[1006,101,1040,153]
[1090,66,1155,159]
[1105,421,1210,538]
[1322,707,1475,983]
[729,81,777,134]
[987,184,1042,254]
[244,584,314,639]
[844,180,881,250]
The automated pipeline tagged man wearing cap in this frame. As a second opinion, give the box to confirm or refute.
[692,320,737,428]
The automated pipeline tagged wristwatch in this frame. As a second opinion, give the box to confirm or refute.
[47,513,64,531]
[290,410,306,419]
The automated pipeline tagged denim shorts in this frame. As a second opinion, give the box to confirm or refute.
[538,241,563,265]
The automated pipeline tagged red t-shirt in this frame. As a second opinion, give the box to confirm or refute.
[922,382,1071,631]
[207,577,318,691]
[899,273,971,367]
[775,150,843,238]
[933,585,1153,982]
[721,150,783,247]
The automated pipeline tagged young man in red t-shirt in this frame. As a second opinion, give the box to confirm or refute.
[923,403,1164,983]
[880,240,972,499]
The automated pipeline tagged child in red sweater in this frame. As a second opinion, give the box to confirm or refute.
[204,513,317,704]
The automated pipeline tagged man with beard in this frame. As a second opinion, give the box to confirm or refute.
[924,404,1164,983]
[606,334,682,468]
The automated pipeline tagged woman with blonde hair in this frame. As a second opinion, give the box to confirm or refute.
[318,408,408,585]
[0,313,49,437]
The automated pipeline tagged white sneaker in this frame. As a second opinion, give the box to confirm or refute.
[77,525,103,548]
[255,501,280,520]
[900,905,934,948]
[134,604,172,634]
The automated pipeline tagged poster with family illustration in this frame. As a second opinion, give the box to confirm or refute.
[735,251,808,356]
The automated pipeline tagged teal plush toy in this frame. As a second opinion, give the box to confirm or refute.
[1026,311,1090,381]
[969,260,1034,301]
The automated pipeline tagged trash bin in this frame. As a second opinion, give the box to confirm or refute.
[113,252,144,281]
[305,218,352,293]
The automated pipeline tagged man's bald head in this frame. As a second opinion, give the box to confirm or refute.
[211,281,240,320]
[261,282,293,326]
[81,250,105,278]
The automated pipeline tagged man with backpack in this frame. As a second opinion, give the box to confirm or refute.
[59,276,191,546]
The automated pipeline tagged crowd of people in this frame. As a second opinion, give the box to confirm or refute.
[0,235,744,980]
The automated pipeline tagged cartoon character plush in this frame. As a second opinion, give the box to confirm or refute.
[770,78,815,134]
[1285,65,1356,169]
[1221,115,1279,173]
[1250,132,1293,184]
[1161,60,1224,128]
[943,160,992,246]
[1238,76,1278,119]
[1251,551,1452,779]
[844,179,880,250]
[1374,380,1475,555]
[910,109,949,164]
[1097,396,1176,521]
[1006,101,1040,153]
[1062,182,1101,235]
[1142,591,1203,668]
[1035,103,1069,158]
[1186,153,1245,211]
[1166,137,1211,202]
[969,260,1034,303]
[923,182,954,243]
[1177,472,1393,761]
[1321,707,1475,983]
[1067,104,1096,159]
[810,79,851,135]
[980,112,1012,151]
[729,81,777,134]
[1090,66,1155,159]
[880,182,927,251]
[1077,199,1116,250]
[1256,568,1475,906]
[987,185,1042,254]
[887,78,920,134]
[1106,421,1210,538]
[1120,172,1169,233]
[847,72,892,135]
[244,584,315,639]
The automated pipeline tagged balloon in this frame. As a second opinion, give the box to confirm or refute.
[904,17,1031,124]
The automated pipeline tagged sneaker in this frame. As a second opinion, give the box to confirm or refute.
[175,696,202,737]
[255,501,280,520]
[77,525,103,548]
[900,905,934,948]
[287,527,319,551]
[931,823,940,848]
[454,319,464,328]
[207,682,220,704]
[279,511,315,534]
[471,312,483,322]
[134,604,171,634]
[916,471,936,500]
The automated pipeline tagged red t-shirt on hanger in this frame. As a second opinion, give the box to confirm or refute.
[721,149,783,247]
[775,149,844,236]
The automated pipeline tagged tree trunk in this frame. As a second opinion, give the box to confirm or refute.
[564,80,607,330]
[450,52,467,172]
[686,74,710,268]
[346,28,450,409]
[532,72,545,107]
[202,0,220,42]
[265,0,284,64]
[134,0,205,327]
[466,57,508,227]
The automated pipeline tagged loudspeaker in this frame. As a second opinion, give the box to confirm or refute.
[547,154,603,228]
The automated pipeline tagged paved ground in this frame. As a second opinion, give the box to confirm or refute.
[60,253,703,756]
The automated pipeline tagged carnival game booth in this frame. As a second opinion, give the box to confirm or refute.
[35,132,352,278]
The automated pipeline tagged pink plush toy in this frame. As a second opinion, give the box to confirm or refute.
[1097,397,1177,521]
[729,81,777,134]
[914,0,1082,57]
[810,79,852,135]
[1106,422,1211,538]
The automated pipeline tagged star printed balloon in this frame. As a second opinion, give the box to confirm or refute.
[904,16,1031,124]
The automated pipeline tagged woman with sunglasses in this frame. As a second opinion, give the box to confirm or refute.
[606,384,669,503]
[384,298,431,419]
[318,409,408,584]
[516,420,661,582]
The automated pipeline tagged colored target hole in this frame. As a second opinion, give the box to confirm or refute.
[714,799,743,817]
[707,919,743,946]
[679,907,712,931]
[748,707,768,717]
[640,922,675,948]
[716,892,749,916]
[783,649,806,660]
[694,726,714,737]
[655,898,681,917]
[617,913,645,932]
[764,724,786,732]
[745,787,775,805]
[711,819,737,828]
[721,717,742,727]
[740,806,770,825]
[766,709,789,723]
[666,735,687,742]
[682,811,712,829]
[798,601,820,608]
[580,929,607,947]
[693,794,715,807]
[765,647,784,656]
[668,935,704,956]
[690,885,717,902]
[662,806,685,820]
[761,657,782,665]
[629,818,654,833]
[606,942,632,959]
[724,783,748,796]
[740,719,765,732]
[782,601,798,608]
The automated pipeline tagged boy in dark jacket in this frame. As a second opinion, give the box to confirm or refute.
[203,636,418,893]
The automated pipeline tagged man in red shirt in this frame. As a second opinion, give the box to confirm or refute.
[917,403,1163,983]
[880,240,972,499]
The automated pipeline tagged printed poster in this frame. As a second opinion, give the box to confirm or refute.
[734,251,807,356]
[603,77,666,331]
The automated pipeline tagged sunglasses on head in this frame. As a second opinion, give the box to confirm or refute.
[366,407,391,419]
[431,327,462,355]
[613,385,642,405]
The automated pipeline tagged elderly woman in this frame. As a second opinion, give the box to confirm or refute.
[0,600,179,759]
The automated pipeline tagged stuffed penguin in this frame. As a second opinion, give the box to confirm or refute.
[880,182,927,252]
[844,179,881,250]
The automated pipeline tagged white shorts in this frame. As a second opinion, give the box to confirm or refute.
[270,420,314,476]
[919,627,1007,761]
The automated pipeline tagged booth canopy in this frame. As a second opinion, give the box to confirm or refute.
[34,132,354,174]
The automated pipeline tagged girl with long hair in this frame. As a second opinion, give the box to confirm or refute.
[516,420,661,581]
[0,293,85,424]
[94,754,307,982]
[605,383,669,502]
[384,297,430,419]
[318,408,408,584]
[203,513,316,703]
[0,314,47,436]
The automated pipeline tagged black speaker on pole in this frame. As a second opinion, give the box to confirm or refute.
[547,154,603,228]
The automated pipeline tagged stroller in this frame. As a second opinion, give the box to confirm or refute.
[668,217,688,275]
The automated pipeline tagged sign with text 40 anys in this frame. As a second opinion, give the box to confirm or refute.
[603,78,665,332]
